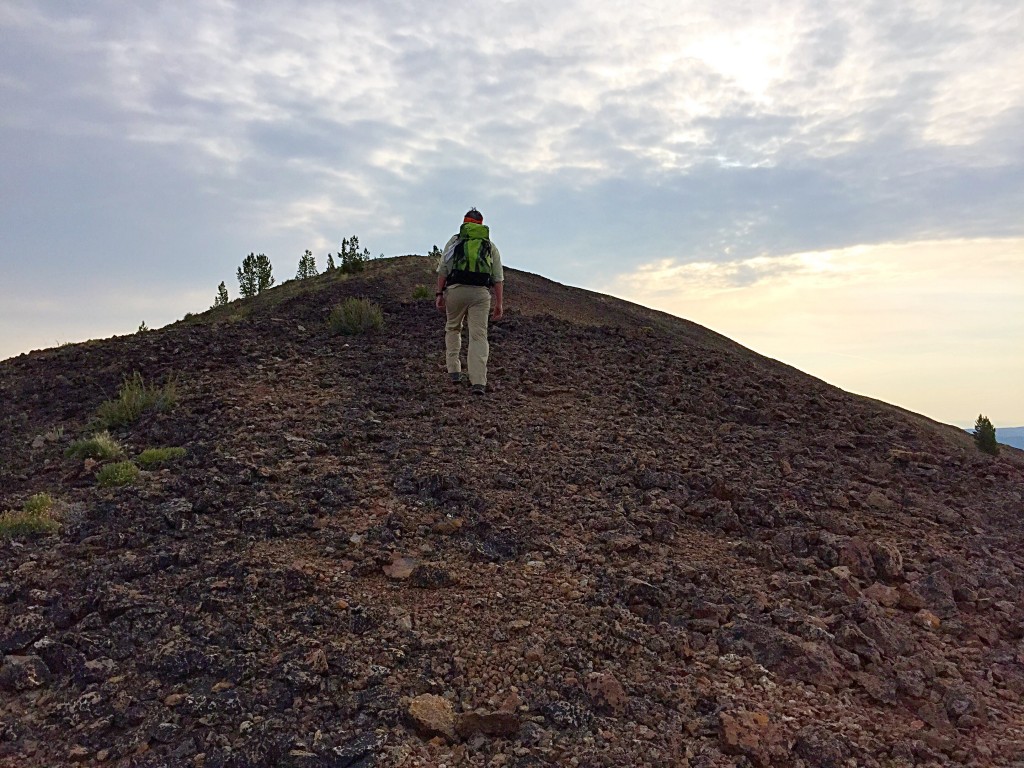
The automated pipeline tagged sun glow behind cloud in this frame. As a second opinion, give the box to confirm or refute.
[606,238,1024,426]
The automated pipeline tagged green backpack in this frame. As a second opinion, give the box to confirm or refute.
[449,222,494,286]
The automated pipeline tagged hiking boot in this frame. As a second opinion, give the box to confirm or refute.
[471,384,486,396]
[450,372,464,385]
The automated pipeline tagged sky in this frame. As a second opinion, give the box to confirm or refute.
[2,0,1022,427]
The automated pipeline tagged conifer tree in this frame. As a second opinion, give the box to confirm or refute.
[339,235,366,274]
[974,414,999,456]
[213,281,229,308]
[237,253,274,298]
[296,250,318,279]
[326,253,336,271]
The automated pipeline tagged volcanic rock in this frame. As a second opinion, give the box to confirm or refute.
[407,693,455,740]
[1,256,1023,766]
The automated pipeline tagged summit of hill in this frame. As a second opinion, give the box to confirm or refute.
[1,255,1023,767]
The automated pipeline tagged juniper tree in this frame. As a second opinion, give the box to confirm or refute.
[212,281,229,308]
[296,250,318,280]
[974,414,999,456]
[237,253,274,297]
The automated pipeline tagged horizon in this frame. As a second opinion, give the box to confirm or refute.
[1,254,1019,432]
[2,1,1022,426]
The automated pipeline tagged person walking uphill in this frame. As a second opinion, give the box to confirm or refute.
[436,207,504,395]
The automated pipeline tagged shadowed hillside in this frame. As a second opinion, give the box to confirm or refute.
[1,256,1023,767]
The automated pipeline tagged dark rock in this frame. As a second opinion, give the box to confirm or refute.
[409,564,454,589]
[326,731,386,768]
[543,701,592,729]
[456,710,522,737]
[793,725,852,768]
[0,612,50,652]
[0,654,51,691]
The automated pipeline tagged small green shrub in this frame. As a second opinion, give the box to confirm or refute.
[412,285,432,301]
[328,297,383,335]
[95,372,177,429]
[96,461,140,487]
[0,494,58,538]
[23,493,54,515]
[137,447,187,468]
[66,431,124,460]
[973,414,999,456]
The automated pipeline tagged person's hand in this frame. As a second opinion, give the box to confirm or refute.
[491,303,503,321]
[435,294,445,312]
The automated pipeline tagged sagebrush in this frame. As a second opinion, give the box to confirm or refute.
[137,447,187,468]
[66,431,123,460]
[95,372,177,429]
[0,493,58,538]
[97,461,140,487]
[328,297,383,335]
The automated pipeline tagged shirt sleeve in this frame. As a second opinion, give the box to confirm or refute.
[490,242,504,282]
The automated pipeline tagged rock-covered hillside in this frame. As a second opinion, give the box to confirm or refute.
[1,256,1023,767]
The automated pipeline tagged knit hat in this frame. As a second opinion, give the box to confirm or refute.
[463,207,483,224]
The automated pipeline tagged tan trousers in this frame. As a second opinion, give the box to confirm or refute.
[445,285,491,386]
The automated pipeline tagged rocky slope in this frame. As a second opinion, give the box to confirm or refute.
[1,256,1023,767]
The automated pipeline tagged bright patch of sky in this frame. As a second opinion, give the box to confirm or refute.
[608,238,1024,426]
[2,0,1022,425]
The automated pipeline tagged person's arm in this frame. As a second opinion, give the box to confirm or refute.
[436,238,457,311]
[491,280,503,321]
[435,272,447,311]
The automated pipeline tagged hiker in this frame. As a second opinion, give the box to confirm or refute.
[435,207,504,395]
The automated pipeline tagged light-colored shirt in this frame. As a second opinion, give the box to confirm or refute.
[437,233,504,283]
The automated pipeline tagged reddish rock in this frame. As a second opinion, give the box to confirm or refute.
[585,671,628,715]
[898,583,927,610]
[838,538,876,581]
[863,582,901,607]
[870,541,904,582]
[719,709,779,766]
[408,694,455,740]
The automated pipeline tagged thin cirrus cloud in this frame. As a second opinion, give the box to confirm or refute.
[1,0,1022,423]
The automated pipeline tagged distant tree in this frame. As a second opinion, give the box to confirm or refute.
[137,321,149,333]
[339,238,350,272]
[296,249,318,280]
[326,252,336,271]
[212,281,229,308]
[237,253,274,298]
[974,414,999,456]
[256,254,274,292]
[339,235,367,274]
[428,244,443,265]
